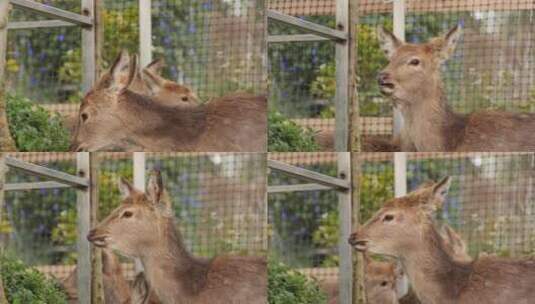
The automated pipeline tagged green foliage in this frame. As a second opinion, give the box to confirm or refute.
[0,254,67,304]
[6,94,70,152]
[359,166,395,222]
[268,258,327,304]
[268,111,319,152]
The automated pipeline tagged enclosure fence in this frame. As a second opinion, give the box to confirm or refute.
[268,152,352,303]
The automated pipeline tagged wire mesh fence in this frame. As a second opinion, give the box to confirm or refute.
[268,152,341,301]
[357,0,535,150]
[267,0,355,152]
[0,153,79,281]
[152,0,266,101]
[358,152,535,258]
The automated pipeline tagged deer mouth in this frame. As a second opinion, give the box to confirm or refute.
[87,231,110,248]
[379,82,395,95]
[348,235,369,251]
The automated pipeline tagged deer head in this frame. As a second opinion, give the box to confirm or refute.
[70,50,138,151]
[87,170,173,258]
[141,67,199,107]
[377,26,462,105]
[349,177,451,257]
[363,253,404,304]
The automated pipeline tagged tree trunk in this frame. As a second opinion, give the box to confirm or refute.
[0,2,17,151]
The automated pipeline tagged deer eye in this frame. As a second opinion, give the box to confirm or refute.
[409,58,420,66]
[383,214,394,222]
[181,96,189,102]
[380,281,388,287]
[81,113,89,122]
[121,211,133,218]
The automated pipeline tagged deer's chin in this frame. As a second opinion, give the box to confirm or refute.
[379,84,395,96]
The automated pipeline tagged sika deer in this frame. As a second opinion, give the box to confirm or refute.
[70,51,267,152]
[87,170,267,304]
[61,249,132,304]
[377,26,535,151]
[349,177,535,304]
[364,223,471,304]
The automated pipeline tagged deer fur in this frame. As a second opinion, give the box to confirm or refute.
[71,51,267,152]
[350,177,535,304]
[377,26,535,152]
[87,170,267,304]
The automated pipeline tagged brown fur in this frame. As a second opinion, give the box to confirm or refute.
[87,171,267,304]
[350,178,535,304]
[377,26,535,152]
[71,51,267,152]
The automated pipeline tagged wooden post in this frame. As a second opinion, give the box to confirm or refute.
[351,153,366,304]
[392,0,405,139]
[139,0,152,67]
[132,152,145,273]
[335,0,351,151]
[337,152,352,304]
[81,0,96,93]
[394,152,407,197]
[0,2,17,151]
[0,154,8,304]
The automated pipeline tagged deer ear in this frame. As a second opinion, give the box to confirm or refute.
[436,25,462,62]
[109,50,137,92]
[377,26,402,59]
[145,58,165,75]
[441,224,468,258]
[141,68,165,95]
[432,176,451,202]
[146,169,164,205]
[118,177,135,199]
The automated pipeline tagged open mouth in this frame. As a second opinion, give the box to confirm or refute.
[348,237,369,252]
[87,233,109,248]
[379,83,395,95]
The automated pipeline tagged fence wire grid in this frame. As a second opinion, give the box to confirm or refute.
[268,152,341,301]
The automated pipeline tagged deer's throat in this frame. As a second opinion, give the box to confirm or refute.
[401,226,471,304]
[399,88,465,151]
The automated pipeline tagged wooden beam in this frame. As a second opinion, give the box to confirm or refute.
[5,156,89,188]
[334,0,351,152]
[76,153,91,304]
[268,183,332,193]
[267,34,329,43]
[268,159,350,190]
[267,9,347,42]
[0,2,16,151]
[7,20,76,30]
[81,0,96,93]
[337,153,352,304]
[4,181,71,191]
[9,0,93,27]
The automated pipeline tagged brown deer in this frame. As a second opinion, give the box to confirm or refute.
[87,170,267,304]
[377,26,535,151]
[61,249,132,304]
[349,177,535,304]
[364,223,471,304]
[70,51,267,152]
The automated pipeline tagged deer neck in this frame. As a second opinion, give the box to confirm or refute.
[140,218,209,303]
[118,91,207,150]
[398,82,465,151]
[400,225,471,304]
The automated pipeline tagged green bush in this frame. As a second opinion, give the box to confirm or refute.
[268,110,319,152]
[6,94,71,152]
[0,254,67,304]
[268,258,327,304]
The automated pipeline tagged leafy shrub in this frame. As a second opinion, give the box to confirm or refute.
[6,94,71,152]
[268,258,327,304]
[268,110,319,152]
[0,254,67,304]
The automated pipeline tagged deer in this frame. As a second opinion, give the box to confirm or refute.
[377,25,535,152]
[61,249,133,304]
[70,51,267,152]
[349,177,535,304]
[86,170,267,304]
[363,222,471,304]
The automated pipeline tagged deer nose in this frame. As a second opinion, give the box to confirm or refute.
[377,72,391,85]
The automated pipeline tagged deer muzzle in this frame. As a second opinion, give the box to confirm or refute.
[348,232,369,252]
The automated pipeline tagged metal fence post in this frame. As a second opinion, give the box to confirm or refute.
[392,0,405,138]
[394,152,407,197]
[139,0,152,67]
[338,152,352,304]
